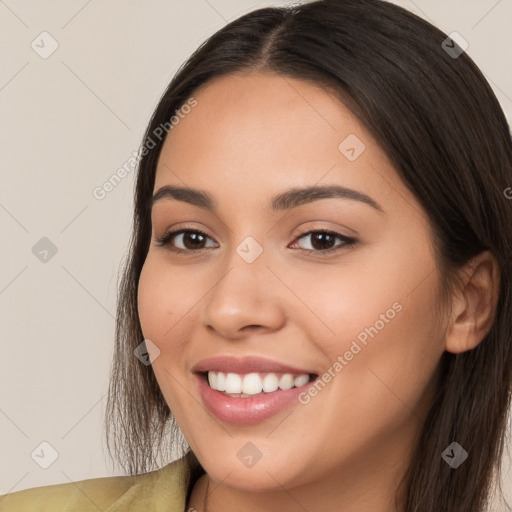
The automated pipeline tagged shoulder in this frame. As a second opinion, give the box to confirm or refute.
[0,455,191,512]
[0,473,137,512]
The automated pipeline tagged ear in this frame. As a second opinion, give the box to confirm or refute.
[445,250,500,354]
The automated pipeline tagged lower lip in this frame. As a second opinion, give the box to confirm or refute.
[196,373,313,425]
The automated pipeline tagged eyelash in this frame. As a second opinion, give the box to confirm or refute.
[155,228,356,256]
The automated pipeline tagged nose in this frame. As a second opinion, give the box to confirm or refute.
[200,246,287,340]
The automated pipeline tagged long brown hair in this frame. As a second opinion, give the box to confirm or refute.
[105,1,512,510]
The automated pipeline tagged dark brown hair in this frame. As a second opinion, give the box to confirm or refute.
[105,1,512,510]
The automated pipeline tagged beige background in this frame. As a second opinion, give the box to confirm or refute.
[1,0,511,508]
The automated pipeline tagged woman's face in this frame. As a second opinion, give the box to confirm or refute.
[138,72,447,496]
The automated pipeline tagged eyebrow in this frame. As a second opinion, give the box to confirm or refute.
[151,184,385,214]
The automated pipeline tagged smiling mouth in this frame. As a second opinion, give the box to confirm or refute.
[199,371,318,398]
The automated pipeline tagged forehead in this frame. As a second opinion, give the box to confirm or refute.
[159,74,376,171]
[153,72,410,219]
[161,72,367,153]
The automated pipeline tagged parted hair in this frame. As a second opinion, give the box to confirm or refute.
[105,1,512,510]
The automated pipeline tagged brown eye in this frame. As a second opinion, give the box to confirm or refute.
[156,229,217,252]
[156,228,356,255]
[292,230,356,253]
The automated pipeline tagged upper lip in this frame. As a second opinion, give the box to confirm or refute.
[192,356,317,376]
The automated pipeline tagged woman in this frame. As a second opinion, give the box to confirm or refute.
[1,0,511,510]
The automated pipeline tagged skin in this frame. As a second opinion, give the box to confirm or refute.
[137,72,499,512]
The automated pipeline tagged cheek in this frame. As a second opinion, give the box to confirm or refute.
[293,228,443,359]
[137,256,198,411]
[137,254,203,343]
[137,259,165,341]
[325,293,443,457]
[286,238,444,417]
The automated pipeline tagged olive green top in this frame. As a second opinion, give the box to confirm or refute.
[0,455,193,512]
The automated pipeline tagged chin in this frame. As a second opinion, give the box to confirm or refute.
[195,449,312,492]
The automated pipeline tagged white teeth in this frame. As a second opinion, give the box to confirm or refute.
[207,371,217,389]
[278,374,294,390]
[242,373,263,395]
[262,373,279,392]
[224,373,242,393]
[216,371,226,391]
[294,374,309,387]
[206,371,311,395]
